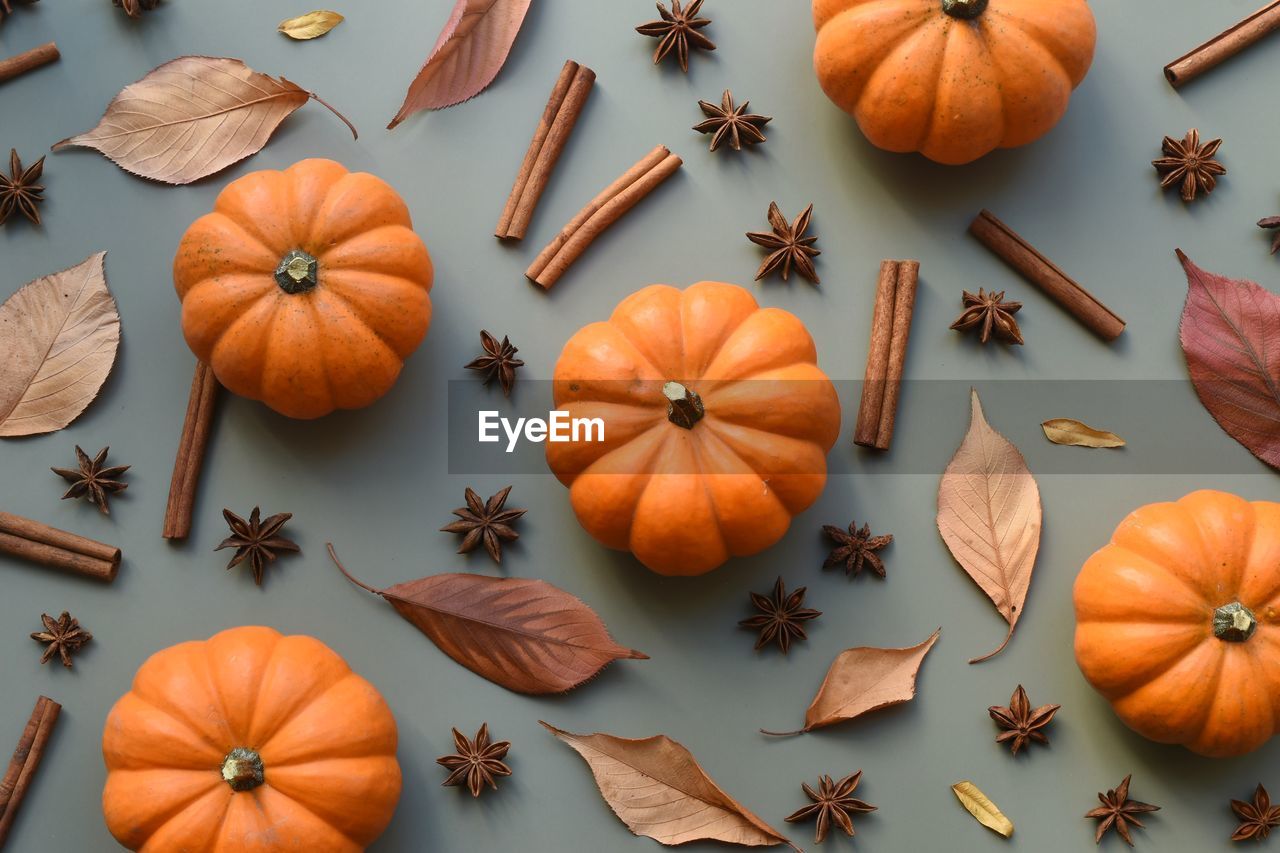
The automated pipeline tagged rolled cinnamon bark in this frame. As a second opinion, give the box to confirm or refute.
[0,512,119,581]
[0,42,59,85]
[0,696,61,848]
[163,360,221,540]
[854,260,919,451]
[1164,1,1280,88]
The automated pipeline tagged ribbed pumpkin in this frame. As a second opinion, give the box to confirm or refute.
[547,281,841,576]
[174,158,433,419]
[1074,490,1280,757]
[813,0,1097,164]
[102,626,401,851]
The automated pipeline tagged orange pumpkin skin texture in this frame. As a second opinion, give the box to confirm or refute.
[1074,491,1280,757]
[813,0,1097,165]
[174,158,433,419]
[102,626,401,852]
[547,282,841,576]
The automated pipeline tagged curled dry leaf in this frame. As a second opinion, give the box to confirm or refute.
[1177,250,1280,469]
[52,56,357,184]
[0,253,119,437]
[937,389,1041,663]
[762,629,939,736]
[328,545,646,694]
[1041,418,1125,448]
[278,10,344,40]
[952,781,1014,838]
[541,722,797,850]
[388,0,533,128]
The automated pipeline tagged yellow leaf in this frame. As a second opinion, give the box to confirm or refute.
[278,10,344,40]
[1041,418,1125,448]
[952,781,1014,838]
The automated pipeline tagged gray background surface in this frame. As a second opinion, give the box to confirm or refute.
[2,0,1279,850]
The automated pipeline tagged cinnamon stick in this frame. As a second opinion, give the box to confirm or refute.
[496,60,596,240]
[0,42,59,85]
[1164,1,1280,88]
[854,260,919,451]
[163,360,221,540]
[0,696,60,849]
[527,145,682,289]
[0,513,119,581]
[969,210,1125,341]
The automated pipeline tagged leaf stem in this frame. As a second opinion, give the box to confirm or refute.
[968,622,1014,664]
[758,727,806,737]
[325,543,380,595]
[308,92,359,140]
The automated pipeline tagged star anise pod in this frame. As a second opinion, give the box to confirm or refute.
[1,0,39,22]
[30,611,92,668]
[786,771,877,843]
[747,202,820,284]
[988,684,1060,755]
[1257,216,1280,255]
[465,330,524,397]
[1152,128,1225,203]
[441,485,526,564]
[1085,774,1160,846]
[1232,784,1280,842]
[51,446,130,515]
[437,723,512,798]
[694,90,771,152]
[0,148,45,227]
[738,576,820,654]
[950,288,1023,345]
[822,520,892,578]
[635,0,715,73]
[113,0,160,17]
[215,506,300,585]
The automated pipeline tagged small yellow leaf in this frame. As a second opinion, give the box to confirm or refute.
[952,781,1014,838]
[1041,418,1125,448]
[278,10,344,40]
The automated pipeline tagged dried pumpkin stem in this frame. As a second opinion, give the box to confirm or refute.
[275,250,318,294]
[663,381,705,429]
[942,0,988,18]
[221,747,264,792]
[1213,601,1257,642]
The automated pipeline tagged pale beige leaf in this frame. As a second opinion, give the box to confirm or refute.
[278,10,344,40]
[51,56,356,185]
[952,781,1014,838]
[937,389,1042,663]
[762,629,939,735]
[1041,418,1125,448]
[541,722,795,850]
[0,253,119,437]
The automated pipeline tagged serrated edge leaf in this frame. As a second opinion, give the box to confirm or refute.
[952,781,1014,838]
[1040,418,1126,448]
[278,10,344,40]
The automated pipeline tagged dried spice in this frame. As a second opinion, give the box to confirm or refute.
[30,611,92,668]
[738,576,820,654]
[113,0,160,16]
[215,507,300,585]
[747,202,820,284]
[0,0,38,23]
[436,723,511,798]
[1085,774,1159,846]
[1258,215,1280,254]
[465,330,524,397]
[822,520,892,578]
[0,149,44,227]
[1152,129,1224,203]
[440,485,526,564]
[786,772,876,843]
[636,0,715,73]
[693,90,771,152]
[988,684,1059,755]
[1232,784,1280,842]
[51,446,129,515]
[950,288,1023,345]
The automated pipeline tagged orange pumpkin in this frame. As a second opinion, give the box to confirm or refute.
[102,626,401,851]
[1074,490,1280,757]
[813,0,1097,164]
[547,281,841,576]
[174,158,433,419]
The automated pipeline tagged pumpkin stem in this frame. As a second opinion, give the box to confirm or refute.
[275,250,319,294]
[663,381,705,430]
[221,747,265,792]
[942,0,988,18]
[1213,601,1257,642]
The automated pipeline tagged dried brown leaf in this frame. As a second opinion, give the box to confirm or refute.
[937,389,1041,663]
[541,722,797,850]
[387,0,533,128]
[329,545,646,694]
[1040,418,1125,448]
[762,629,939,736]
[278,10,344,40]
[0,253,119,437]
[52,56,356,184]
[952,781,1014,838]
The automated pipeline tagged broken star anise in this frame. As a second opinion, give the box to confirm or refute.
[746,202,820,285]
[635,0,715,73]
[31,611,92,668]
[51,446,130,515]
[1085,774,1160,847]
[1152,128,1224,203]
[950,288,1023,345]
[465,330,524,398]
[437,723,512,798]
[988,684,1060,755]
[694,90,771,152]
[113,0,160,17]
[0,148,45,227]
[822,520,892,579]
[1232,784,1280,842]
[441,485,526,564]
[215,507,300,585]
[738,576,820,654]
[1257,216,1280,255]
[786,772,877,843]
